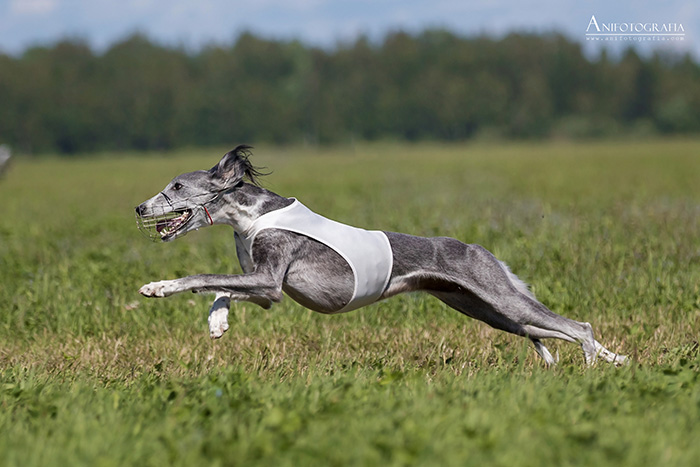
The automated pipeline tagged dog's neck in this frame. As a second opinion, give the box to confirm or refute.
[213,183,292,234]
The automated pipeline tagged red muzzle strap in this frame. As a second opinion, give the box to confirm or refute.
[204,206,214,225]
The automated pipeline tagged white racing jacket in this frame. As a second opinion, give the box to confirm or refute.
[239,199,393,312]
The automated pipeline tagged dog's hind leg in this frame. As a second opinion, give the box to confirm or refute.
[430,286,595,365]
[417,240,626,365]
[497,258,625,365]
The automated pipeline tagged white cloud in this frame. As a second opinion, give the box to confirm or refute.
[10,0,58,15]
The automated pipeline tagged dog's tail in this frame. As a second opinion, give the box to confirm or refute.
[498,260,536,300]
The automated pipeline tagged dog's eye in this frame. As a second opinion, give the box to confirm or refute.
[172,182,183,191]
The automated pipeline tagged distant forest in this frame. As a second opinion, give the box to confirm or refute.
[1,30,699,154]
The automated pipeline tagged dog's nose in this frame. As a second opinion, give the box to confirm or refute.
[135,205,145,216]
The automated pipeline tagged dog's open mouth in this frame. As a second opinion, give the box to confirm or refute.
[156,210,192,238]
[137,209,193,241]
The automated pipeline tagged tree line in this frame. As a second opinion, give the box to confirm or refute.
[1,30,699,154]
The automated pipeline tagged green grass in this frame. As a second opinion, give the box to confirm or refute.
[1,140,699,466]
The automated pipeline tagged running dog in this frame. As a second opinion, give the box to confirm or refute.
[135,145,626,366]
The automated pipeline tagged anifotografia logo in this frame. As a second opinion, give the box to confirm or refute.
[585,15,685,42]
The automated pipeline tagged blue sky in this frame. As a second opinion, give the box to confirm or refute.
[0,0,697,57]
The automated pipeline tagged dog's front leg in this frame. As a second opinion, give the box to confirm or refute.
[208,292,231,339]
[138,278,275,309]
[139,272,284,304]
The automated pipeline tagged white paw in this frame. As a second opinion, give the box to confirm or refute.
[594,340,629,367]
[139,280,179,298]
[208,296,230,339]
[208,309,229,339]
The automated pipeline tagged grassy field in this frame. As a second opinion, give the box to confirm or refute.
[0,140,699,466]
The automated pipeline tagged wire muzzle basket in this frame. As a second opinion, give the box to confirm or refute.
[135,204,196,242]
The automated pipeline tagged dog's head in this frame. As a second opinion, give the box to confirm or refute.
[135,145,265,242]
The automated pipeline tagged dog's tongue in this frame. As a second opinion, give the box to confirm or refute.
[156,220,168,233]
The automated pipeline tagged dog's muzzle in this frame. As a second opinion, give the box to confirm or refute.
[134,187,233,242]
[135,204,195,242]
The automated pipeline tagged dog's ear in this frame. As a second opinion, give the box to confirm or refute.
[211,145,266,187]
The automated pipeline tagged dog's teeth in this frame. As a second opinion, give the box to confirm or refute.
[155,211,190,238]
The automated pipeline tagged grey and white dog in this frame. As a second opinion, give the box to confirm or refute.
[135,146,626,366]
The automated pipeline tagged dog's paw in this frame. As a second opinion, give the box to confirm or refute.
[208,295,231,339]
[209,314,229,339]
[139,280,179,298]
